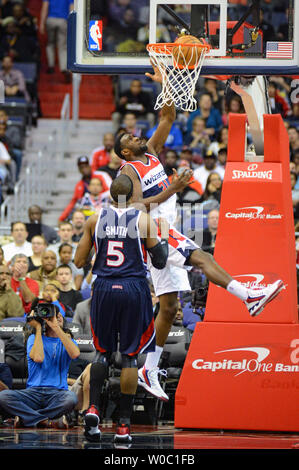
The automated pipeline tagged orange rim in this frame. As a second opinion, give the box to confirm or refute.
[147,41,211,70]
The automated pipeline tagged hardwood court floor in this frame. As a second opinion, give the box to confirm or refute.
[0,423,298,450]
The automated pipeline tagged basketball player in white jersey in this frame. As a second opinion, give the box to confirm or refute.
[115,64,284,401]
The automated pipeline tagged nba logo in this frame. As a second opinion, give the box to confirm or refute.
[89,20,102,51]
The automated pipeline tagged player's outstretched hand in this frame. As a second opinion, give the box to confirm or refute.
[145,60,163,84]
[171,168,193,192]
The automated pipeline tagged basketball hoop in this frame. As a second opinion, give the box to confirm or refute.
[147,40,211,112]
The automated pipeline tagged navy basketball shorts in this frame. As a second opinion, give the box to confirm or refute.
[90,277,156,356]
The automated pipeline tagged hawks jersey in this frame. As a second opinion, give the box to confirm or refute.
[92,206,147,279]
[120,153,177,225]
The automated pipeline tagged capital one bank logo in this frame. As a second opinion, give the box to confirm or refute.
[225,205,283,221]
[192,343,299,377]
[192,347,271,377]
[233,273,269,289]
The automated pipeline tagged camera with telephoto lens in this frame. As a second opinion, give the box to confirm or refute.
[27,302,56,324]
[191,276,209,321]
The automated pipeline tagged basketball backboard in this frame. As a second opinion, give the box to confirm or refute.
[67,0,299,76]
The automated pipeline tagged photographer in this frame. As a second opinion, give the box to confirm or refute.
[0,265,24,320]
[0,297,80,428]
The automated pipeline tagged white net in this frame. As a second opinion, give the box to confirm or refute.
[147,42,210,112]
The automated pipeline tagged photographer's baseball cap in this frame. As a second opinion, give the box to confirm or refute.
[77,156,89,166]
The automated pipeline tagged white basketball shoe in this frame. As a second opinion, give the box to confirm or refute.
[244,279,284,317]
[138,366,169,402]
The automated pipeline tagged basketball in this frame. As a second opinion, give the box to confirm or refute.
[172,35,203,68]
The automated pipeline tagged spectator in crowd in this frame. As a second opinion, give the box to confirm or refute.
[289,102,299,122]
[183,116,211,150]
[222,95,244,126]
[0,0,16,17]
[0,121,22,181]
[0,137,13,185]
[0,246,6,266]
[122,112,146,138]
[28,235,47,273]
[26,205,58,244]
[112,79,155,132]
[12,2,38,39]
[57,243,84,290]
[0,109,24,172]
[186,92,223,136]
[0,264,24,320]
[203,78,224,112]
[0,362,13,392]
[147,120,183,150]
[178,146,202,170]
[292,149,299,188]
[291,170,299,221]
[40,0,73,82]
[268,81,292,118]
[0,18,38,63]
[90,133,115,173]
[137,18,171,45]
[73,285,93,337]
[0,55,30,102]
[208,126,228,157]
[193,150,225,190]
[29,250,58,294]
[0,108,24,151]
[163,149,178,177]
[0,301,80,428]
[59,156,109,222]
[108,0,139,25]
[217,147,227,171]
[71,210,86,245]
[48,221,76,258]
[199,172,222,205]
[10,253,39,315]
[182,300,202,332]
[277,8,288,41]
[75,177,110,218]
[94,150,123,181]
[115,7,140,43]
[2,221,33,263]
[202,208,219,254]
[259,9,276,46]
[56,264,83,314]
[288,126,299,159]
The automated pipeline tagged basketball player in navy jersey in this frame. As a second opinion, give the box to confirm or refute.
[114,64,284,402]
[74,174,168,444]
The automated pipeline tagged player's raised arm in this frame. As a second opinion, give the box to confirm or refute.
[145,64,176,155]
[74,214,98,268]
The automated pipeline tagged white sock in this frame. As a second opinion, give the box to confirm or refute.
[144,346,163,370]
[226,280,248,301]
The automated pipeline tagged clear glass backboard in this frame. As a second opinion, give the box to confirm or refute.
[67,0,299,76]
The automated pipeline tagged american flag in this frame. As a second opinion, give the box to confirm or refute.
[266,42,293,59]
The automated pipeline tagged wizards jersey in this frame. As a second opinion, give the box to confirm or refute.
[92,205,147,279]
[120,153,177,225]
